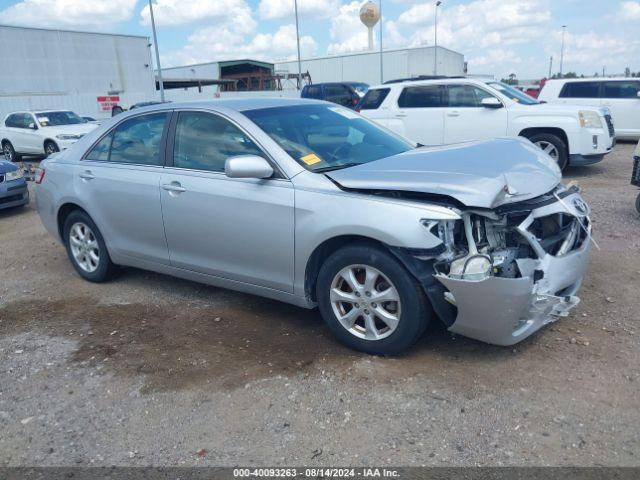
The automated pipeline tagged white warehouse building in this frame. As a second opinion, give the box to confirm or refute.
[0,24,157,120]
[275,46,465,86]
[159,45,466,101]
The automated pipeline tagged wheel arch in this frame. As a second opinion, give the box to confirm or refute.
[57,202,90,240]
[518,127,570,153]
[304,235,389,302]
[43,138,58,150]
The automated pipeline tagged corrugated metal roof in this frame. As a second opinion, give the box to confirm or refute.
[0,23,149,40]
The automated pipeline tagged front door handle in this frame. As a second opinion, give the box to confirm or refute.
[395,112,408,118]
[79,170,95,180]
[446,110,461,117]
[162,182,186,194]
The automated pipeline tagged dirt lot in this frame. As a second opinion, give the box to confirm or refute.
[0,143,639,467]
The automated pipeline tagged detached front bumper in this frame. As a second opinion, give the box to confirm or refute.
[435,191,591,346]
[0,178,29,209]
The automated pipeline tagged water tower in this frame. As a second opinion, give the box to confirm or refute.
[359,1,380,51]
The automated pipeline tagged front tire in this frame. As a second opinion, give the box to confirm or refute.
[528,133,569,171]
[636,193,640,215]
[63,210,116,282]
[44,141,59,157]
[316,243,430,355]
[2,141,20,162]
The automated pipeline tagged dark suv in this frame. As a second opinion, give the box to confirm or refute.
[301,82,368,109]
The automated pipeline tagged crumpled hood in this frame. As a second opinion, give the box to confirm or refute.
[326,137,561,209]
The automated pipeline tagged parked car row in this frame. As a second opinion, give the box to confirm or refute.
[35,99,592,354]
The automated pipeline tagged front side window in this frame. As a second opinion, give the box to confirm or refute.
[324,84,353,106]
[447,85,497,107]
[602,81,640,99]
[173,111,264,173]
[243,104,414,172]
[35,111,86,126]
[398,85,447,108]
[559,82,600,99]
[109,112,168,165]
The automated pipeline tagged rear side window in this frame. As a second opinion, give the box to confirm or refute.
[398,85,447,108]
[85,132,113,162]
[109,112,168,165]
[173,111,264,173]
[5,114,19,128]
[359,88,390,110]
[559,82,600,98]
[602,81,640,99]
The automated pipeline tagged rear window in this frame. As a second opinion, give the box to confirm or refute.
[559,82,600,98]
[303,85,322,99]
[602,81,640,99]
[358,88,390,110]
[398,85,447,108]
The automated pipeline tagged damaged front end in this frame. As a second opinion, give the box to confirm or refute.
[410,186,591,346]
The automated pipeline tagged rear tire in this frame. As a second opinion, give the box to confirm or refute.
[636,193,640,215]
[44,141,59,157]
[528,133,569,171]
[2,141,20,162]
[63,210,116,282]
[316,243,430,355]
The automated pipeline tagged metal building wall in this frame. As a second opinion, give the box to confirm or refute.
[275,46,464,87]
[0,25,156,120]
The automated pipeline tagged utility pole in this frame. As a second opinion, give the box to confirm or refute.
[548,56,553,78]
[434,1,442,75]
[148,0,165,102]
[294,0,303,90]
[379,0,383,84]
[559,25,566,77]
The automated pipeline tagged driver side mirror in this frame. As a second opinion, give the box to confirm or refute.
[225,155,274,179]
[481,97,503,109]
[28,122,37,130]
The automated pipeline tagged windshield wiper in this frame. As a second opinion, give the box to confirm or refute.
[314,162,364,173]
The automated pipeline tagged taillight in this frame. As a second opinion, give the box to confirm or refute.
[35,168,45,184]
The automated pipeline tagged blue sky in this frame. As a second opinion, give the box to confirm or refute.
[0,0,638,79]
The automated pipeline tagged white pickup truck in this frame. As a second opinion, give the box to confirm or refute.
[359,77,616,170]
[1,110,98,162]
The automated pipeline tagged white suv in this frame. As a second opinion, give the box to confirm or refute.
[359,77,615,170]
[1,110,98,162]
[539,78,640,140]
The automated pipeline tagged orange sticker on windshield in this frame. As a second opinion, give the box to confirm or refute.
[301,153,321,165]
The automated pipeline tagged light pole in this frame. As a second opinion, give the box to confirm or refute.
[379,0,383,83]
[434,1,441,75]
[559,25,566,77]
[148,0,165,102]
[294,0,302,90]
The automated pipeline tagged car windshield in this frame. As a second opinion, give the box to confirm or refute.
[487,81,540,105]
[243,104,414,172]
[36,111,86,126]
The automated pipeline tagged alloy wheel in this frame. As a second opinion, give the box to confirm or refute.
[3,144,13,162]
[535,140,559,160]
[69,222,100,273]
[329,264,401,341]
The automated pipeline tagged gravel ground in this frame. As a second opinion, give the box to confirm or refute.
[0,143,639,467]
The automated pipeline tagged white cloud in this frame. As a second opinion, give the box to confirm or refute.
[327,1,375,55]
[161,24,317,66]
[551,31,640,70]
[620,1,640,19]
[398,3,436,25]
[258,0,340,20]
[467,48,522,74]
[140,0,255,33]
[0,0,136,28]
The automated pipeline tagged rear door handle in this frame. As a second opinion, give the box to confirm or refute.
[446,110,461,117]
[162,182,186,194]
[79,170,95,180]
[395,112,408,118]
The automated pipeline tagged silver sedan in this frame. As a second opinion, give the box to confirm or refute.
[35,99,591,354]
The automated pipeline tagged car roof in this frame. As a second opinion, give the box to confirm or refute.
[367,77,492,90]
[120,97,324,114]
[545,77,638,83]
